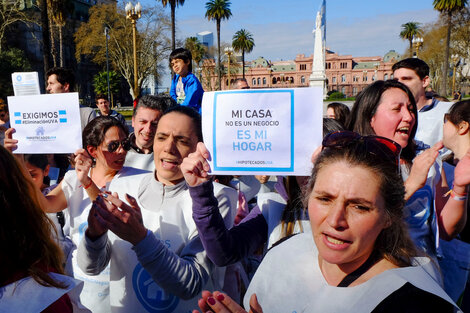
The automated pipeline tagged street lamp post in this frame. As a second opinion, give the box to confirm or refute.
[125,2,142,99]
[412,37,423,58]
[451,54,459,97]
[374,62,380,81]
[104,27,111,105]
[224,47,233,90]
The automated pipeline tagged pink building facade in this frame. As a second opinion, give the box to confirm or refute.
[201,50,400,97]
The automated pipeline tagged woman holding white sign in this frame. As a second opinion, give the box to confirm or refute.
[189,132,459,313]
[4,116,150,313]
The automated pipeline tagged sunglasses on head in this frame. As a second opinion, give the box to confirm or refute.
[105,139,131,153]
[322,131,402,169]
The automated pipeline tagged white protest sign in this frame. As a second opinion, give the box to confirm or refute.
[11,72,41,96]
[7,93,82,154]
[202,87,323,176]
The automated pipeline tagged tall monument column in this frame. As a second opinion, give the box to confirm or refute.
[309,2,327,99]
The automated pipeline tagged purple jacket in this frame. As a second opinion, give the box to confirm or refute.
[190,181,268,266]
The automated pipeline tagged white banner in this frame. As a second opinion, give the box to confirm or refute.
[202,87,323,176]
[8,93,82,154]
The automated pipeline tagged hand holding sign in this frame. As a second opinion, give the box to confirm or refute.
[74,148,93,186]
[4,128,17,152]
[181,142,212,187]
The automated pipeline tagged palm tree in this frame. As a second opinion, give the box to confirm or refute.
[39,0,51,74]
[399,22,422,56]
[433,0,468,95]
[232,29,254,79]
[205,0,232,90]
[184,37,206,67]
[159,0,185,51]
[48,0,73,67]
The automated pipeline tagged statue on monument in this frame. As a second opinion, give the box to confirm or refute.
[310,5,327,99]
[315,11,321,30]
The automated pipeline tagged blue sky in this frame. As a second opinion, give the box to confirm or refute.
[131,0,440,88]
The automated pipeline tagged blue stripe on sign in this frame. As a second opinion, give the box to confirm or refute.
[15,120,21,124]
[59,110,66,115]
[59,118,67,123]
[14,112,21,117]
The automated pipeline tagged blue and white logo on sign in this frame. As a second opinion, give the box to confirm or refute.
[132,263,179,313]
[16,75,22,82]
[36,126,45,136]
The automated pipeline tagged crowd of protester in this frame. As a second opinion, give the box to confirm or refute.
[0,51,469,313]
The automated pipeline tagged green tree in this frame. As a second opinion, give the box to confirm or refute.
[205,0,232,90]
[433,0,468,95]
[399,22,422,56]
[75,3,171,99]
[327,91,345,100]
[0,0,33,52]
[184,36,206,67]
[0,48,31,96]
[232,29,254,79]
[159,0,185,51]
[38,0,51,76]
[93,71,121,103]
[416,21,446,91]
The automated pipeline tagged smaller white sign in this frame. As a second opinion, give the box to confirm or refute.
[202,87,323,176]
[7,93,82,154]
[11,72,41,96]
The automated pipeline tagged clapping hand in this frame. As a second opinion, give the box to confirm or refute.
[92,192,148,246]
[405,141,443,200]
[453,147,470,195]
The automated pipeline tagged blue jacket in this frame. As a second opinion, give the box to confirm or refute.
[170,72,204,113]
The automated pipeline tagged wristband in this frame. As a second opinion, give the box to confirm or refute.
[450,190,468,201]
[80,179,93,190]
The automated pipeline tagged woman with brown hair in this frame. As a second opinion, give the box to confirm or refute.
[192,132,460,313]
[4,116,149,312]
[0,146,81,312]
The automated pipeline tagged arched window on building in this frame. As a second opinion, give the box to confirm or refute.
[226,79,229,86]
[332,77,336,83]
[263,77,266,85]
[353,87,358,95]
[341,74,346,82]
[301,76,305,84]
[257,78,261,85]
[272,77,277,84]
[341,87,346,94]
[384,74,388,80]
[252,78,256,85]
